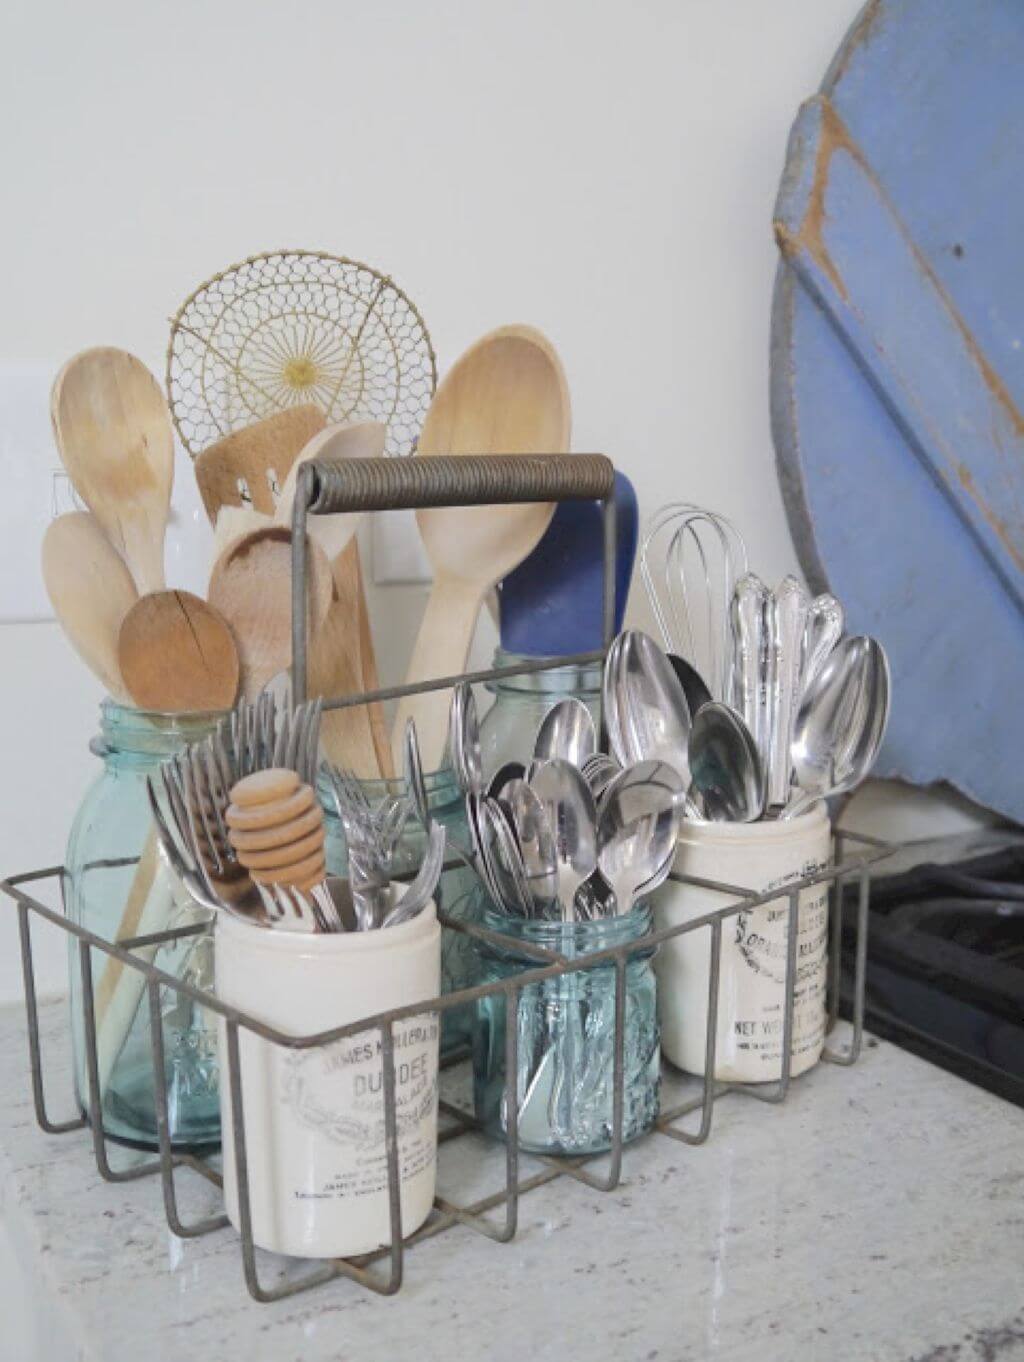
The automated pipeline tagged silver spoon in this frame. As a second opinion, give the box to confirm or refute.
[596,760,685,913]
[783,634,891,820]
[731,573,772,773]
[528,759,598,921]
[534,698,598,768]
[505,778,559,911]
[450,682,484,797]
[688,701,765,823]
[479,796,534,916]
[801,593,844,697]
[580,752,622,802]
[667,653,713,719]
[602,630,693,786]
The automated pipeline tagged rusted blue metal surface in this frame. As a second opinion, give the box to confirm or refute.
[771,0,1024,822]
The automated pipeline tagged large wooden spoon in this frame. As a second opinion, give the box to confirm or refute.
[194,405,325,521]
[41,511,138,702]
[118,590,240,712]
[392,324,571,768]
[208,526,334,700]
[50,348,174,596]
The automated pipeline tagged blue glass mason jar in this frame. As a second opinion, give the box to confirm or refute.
[322,766,479,1056]
[472,894,660,1155]
[478,650,602,783]
[65,702,222,1150]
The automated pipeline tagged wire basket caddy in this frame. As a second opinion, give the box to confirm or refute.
[0,453,895,1305]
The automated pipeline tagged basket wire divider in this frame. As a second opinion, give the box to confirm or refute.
[1,452,895,1304]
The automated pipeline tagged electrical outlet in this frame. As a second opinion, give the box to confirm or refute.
[371,509,433,585]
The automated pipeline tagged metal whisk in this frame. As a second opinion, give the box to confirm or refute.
[639,504,748,704]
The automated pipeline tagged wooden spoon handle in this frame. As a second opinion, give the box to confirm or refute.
[392,577,484,771]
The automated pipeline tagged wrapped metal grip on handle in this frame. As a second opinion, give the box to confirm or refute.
[299,453,615,516]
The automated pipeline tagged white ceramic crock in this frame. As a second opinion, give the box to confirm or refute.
[655,807,831,1083]
[216,903,441,1259]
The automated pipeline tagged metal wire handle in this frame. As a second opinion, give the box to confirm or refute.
[290,453,618,703]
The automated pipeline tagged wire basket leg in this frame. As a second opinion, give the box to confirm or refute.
[18,901,85,1135]
[77,939,162,1182]
[659,918,726,1144]
[145,979,228,1238]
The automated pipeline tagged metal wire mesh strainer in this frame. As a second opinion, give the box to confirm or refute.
[166,249,437,457]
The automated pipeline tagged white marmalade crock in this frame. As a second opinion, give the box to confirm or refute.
[216,902,441,1258]
[654,807,831,1083]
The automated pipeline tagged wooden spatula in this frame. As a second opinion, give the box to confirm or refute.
[41,511,138,702]
[275,420,392,776]
[50,348,174,596]
[194,405,325,520]
[392,324,571,769]
[118,590,240,712]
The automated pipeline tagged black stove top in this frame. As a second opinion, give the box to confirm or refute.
[841,841,1024,1106]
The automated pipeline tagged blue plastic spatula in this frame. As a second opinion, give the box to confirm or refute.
[498,470,637,656]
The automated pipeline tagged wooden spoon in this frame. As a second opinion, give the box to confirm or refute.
[208,526,334,700]
[275,420,392,776]
[118,590,240,712]
[194,405,325,521]
[41,511,138,702]
[392,324,571,768]
[50,348,174,596]
[274,420,385,558]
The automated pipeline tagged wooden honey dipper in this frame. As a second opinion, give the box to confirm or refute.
[226,768,326,893]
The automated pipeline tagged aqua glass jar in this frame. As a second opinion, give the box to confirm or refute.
[478,649,603,782]
[65,702,222,1150]
[472,894,660,1156]
[322,765,479,1056]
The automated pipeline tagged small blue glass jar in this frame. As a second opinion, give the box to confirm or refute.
[472,894,660,1156]
[478,650,602,784]
[65,702,222,1150]
[322,765,480,1055]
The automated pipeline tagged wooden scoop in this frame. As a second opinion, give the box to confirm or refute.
[208,526,334,700]
[50,348,174,596]
[118,590,240,712]
[41,511,138,702]
[194,405,325,521]
[227,768,326,892]
[393,324,571,768]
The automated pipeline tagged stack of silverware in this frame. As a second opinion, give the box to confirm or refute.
[442,504,892,924]
[147,696,445,934]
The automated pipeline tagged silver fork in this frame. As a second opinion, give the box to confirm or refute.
[382,820,446,929]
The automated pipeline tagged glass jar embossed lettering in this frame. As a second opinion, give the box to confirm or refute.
[322,766,480,1056]
[472,894,660,1156]
[478,650,602,784]
[65,702,222,1149]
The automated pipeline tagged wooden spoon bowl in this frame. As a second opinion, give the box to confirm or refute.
[42,511,138,702]
[208,526,334,700]
[393,324,572,766]
[118,590,240,712]
[50,348,174,596]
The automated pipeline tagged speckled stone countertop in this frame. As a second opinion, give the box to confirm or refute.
[1,998,1023,1362]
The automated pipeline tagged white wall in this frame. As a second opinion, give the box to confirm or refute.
[0,0,987,1005]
